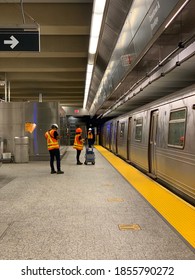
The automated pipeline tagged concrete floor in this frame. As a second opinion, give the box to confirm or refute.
[0,147,194,260]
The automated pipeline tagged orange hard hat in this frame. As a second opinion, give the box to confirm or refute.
[76,128,82,133]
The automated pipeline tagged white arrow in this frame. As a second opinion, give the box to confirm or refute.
[4,35,19,49]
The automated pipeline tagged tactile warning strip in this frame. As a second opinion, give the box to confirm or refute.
[95,145,195,248]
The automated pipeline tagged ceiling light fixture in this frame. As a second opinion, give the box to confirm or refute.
[165,0,189,29]
[83,0,106,109]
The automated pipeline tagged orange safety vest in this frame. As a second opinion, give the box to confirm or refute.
[45,129,59,150]
[73,134,83,150]
[87,131,93,139]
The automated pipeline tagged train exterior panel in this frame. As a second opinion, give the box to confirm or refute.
[111,120,117,154]
[100,85,195,205]
[116,117,128,160]
[130,111,150,172]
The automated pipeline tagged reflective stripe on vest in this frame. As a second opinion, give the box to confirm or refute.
[88,132,93,139]
[45,129,59,150]
[73,134,83,150]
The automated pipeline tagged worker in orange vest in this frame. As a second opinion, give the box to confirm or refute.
[87,128,94,148]
[73,127,85,165]
[45,124,64,174]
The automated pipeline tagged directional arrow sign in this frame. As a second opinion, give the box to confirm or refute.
[0,28,40,51]
[4,35,19,49]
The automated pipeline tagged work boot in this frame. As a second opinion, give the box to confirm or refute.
[51,170,57,174]
[57,170,64,174]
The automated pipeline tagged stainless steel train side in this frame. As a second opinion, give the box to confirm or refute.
[0,137,2,166]
[100,85,195,205]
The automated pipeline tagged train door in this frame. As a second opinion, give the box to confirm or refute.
[112,122,117,153]
[109,122,113,150]
[127,117,132,161]
[149,110,158,176]
[116,121,119,154]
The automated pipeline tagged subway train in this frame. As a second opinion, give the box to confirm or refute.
[100,84,195,206]
[0,137,2,166]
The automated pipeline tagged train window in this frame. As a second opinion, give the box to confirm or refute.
[168,108,186,148]
[135,118,143,141]
[106,125,110,143]
[120,123,125,137]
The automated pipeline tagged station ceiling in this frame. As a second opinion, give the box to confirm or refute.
[0,0,195,119]
[0,0,93,108]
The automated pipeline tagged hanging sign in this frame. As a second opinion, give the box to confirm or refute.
[0,28,40,51]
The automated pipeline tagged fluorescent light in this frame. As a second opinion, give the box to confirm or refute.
[83,0,106,109]
[94,0,105,13]
[87,64,93,73]
[89,36,99,55]
[89,1,105,54]
[91,14,103,36]
[165,0,189,29]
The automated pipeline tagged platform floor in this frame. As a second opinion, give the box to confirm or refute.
[0,146,194,260]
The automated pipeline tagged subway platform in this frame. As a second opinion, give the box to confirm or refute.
[0,146,194,260]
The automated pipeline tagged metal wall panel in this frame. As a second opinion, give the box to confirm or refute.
[0,102,24,155]
[25,102,60,160]
[0,102,60,160]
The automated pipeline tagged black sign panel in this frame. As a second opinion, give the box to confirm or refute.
[0,28,40,51]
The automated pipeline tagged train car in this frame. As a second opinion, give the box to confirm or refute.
[101,85,195,206]
[0,137,2,166]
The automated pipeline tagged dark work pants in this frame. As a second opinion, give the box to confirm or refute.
[76,149,81,163]
[88,139,93,148]
[49,149,61,171]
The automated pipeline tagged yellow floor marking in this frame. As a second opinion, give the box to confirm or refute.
[118,224,141,231]
[107,198,124,202]
[95,145,195,248]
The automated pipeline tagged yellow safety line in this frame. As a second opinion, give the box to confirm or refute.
[95,145,195,248]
